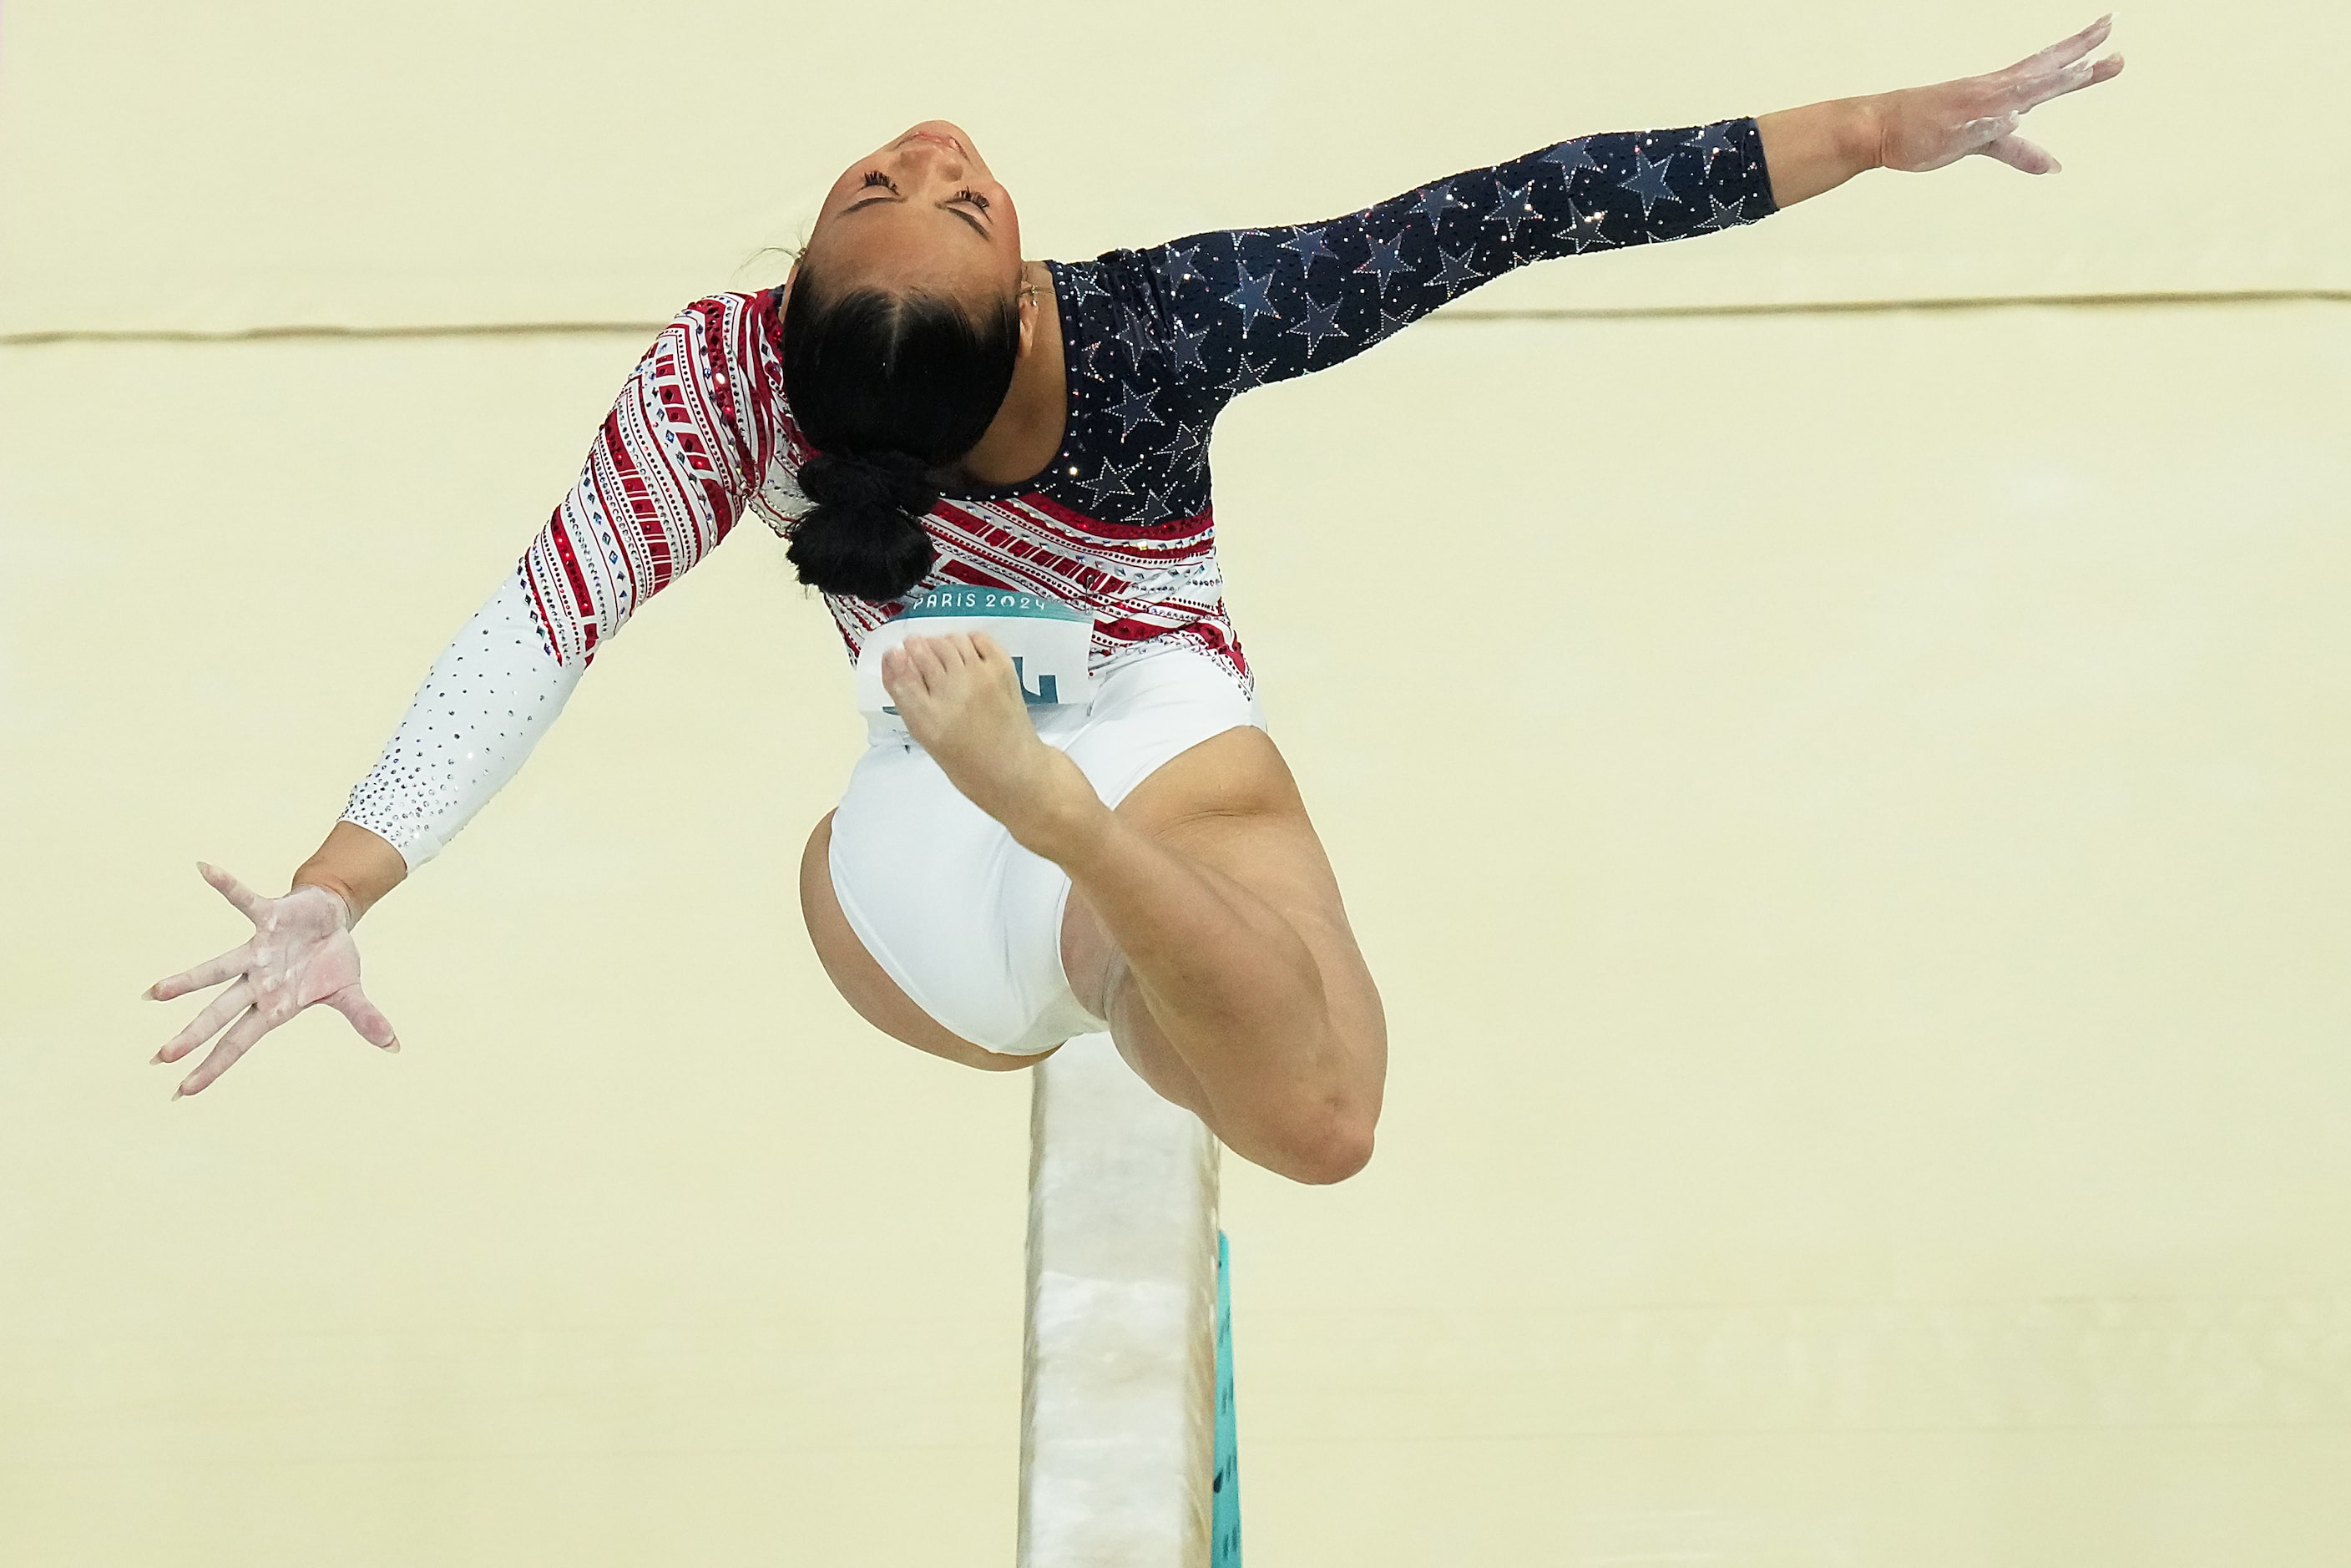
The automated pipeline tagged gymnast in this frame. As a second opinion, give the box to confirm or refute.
[145,19,2123,1183]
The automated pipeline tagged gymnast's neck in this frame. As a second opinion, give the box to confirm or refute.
[954,258,1070,491]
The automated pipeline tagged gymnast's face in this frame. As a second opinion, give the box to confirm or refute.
[798,120,1026,309]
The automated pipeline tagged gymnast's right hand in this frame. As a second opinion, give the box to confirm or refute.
[144,861,401,1098]
[1871,15,2124,176]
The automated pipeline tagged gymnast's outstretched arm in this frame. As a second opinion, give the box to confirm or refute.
[1125,17,2121,405]
[145,293,779,1095]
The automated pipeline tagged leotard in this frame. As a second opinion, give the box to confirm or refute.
[342,119,1777,871]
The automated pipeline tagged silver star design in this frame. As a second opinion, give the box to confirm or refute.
[1681,122,1741,168]
[1430,247,1481,293]
[1165,316,1211,372]
[1169,420,1210,464]
[1118,306,1155,361]
[1079,458,1140,507]
[1108,382,1163,437]
[1542,138,1601,177]
[1281,225,1340,271]
[1353,229,1410,288]
[1159,242,1206,285]
[1374,306,1414,341]
[1285,295,1348,356]
[1410,184,1457,226]
[1695,193,1751,231]
[1555,205,1610,254]
[1218,354,1274,397]
[1223,266,1283,332]
[1066,269,1110,305]
[1486,180,1539,242]
[1617,148,1681,218]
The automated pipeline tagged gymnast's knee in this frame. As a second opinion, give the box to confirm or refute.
[1277,1109,1376,1186]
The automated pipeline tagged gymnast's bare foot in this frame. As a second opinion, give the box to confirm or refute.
[881,632,1110,863]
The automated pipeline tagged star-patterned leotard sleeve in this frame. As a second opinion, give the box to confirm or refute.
[1093,118,1775,410]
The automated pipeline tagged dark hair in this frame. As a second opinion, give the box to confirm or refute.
[781,263,1022,601]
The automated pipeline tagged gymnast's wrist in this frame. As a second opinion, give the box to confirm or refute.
[292,817,408,926]
[289,875,361,931]
[1756,96,1886,207]
[1843,94,1891,175]
[290,821,407,928]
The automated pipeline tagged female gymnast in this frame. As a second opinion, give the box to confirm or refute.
[145,19,2123,1184]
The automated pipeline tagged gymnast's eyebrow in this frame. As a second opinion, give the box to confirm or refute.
[842,194,990,239]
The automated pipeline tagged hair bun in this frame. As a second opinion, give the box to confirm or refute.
[798,449,940,519]
[787,449,939,601]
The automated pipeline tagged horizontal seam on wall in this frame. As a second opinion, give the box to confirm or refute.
[2,289,2343,346]
[1445,287,2351,321]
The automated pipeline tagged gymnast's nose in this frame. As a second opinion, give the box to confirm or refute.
[892,126,969,178]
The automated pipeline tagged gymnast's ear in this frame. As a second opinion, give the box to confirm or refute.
[1016,280,1037,361]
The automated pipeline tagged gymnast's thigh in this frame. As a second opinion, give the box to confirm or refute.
[797,811,1057,1073]
[1061,726,1388,1065]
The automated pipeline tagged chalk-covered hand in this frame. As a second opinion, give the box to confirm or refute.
[144,862,400,1097]
[1874,15,2125,175]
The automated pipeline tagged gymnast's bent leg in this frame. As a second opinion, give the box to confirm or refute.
[880,632,1388,1186]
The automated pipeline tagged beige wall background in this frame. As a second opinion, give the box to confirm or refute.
[3,0,2343,333]
[4,2,2348,1565]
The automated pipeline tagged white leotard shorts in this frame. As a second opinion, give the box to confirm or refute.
[827,645,1265,1055]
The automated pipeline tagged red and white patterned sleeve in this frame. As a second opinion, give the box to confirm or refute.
[521,291,782,665]
[341,292,782,869]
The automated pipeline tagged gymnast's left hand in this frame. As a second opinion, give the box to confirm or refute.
[1871,14,2125,175]
[143,862,401,1098]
